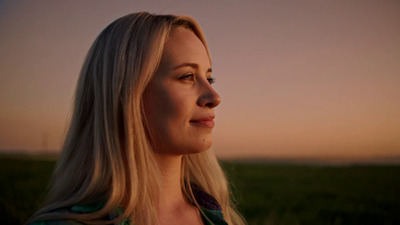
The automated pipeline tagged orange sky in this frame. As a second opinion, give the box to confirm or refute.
[0,0,399,159]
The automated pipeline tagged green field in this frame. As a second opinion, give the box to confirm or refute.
[1,155,399,225]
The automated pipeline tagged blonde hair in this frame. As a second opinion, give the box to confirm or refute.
[28,12,245,225]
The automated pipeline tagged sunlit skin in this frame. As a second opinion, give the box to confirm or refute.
[142,27,221,225]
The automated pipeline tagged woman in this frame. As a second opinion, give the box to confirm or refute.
[28,12,245,225]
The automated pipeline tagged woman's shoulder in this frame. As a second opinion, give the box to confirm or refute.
[191,184,228,225]
[191,184,222,211]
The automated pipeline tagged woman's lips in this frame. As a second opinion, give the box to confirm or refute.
[190,115,215,128]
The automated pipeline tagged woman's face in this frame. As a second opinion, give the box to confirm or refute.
[143,27,221,155]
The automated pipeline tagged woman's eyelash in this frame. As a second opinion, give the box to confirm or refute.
[179,73,215,84]
[180,73,194,80]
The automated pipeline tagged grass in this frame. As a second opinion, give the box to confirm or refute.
[1,154,400,224]
[222,162,400,225]
[0,155,55,225]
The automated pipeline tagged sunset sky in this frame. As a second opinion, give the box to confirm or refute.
[0,0,399,159]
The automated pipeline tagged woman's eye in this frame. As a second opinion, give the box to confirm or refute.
[207,77,216,84]
[180,73,194,81]
[179,74,215,85]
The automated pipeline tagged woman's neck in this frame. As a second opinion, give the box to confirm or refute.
[152,153,203,225]
[153,153,186,209]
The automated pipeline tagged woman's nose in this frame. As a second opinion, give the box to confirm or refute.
[197,83,221,108]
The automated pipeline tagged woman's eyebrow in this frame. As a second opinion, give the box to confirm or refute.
[173,62,212,73]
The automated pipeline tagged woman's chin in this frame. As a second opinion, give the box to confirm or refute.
[187,141,213,154]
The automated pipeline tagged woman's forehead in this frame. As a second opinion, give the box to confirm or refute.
[161,27,210,70]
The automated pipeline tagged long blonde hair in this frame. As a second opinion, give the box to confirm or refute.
[28,12,245,225]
